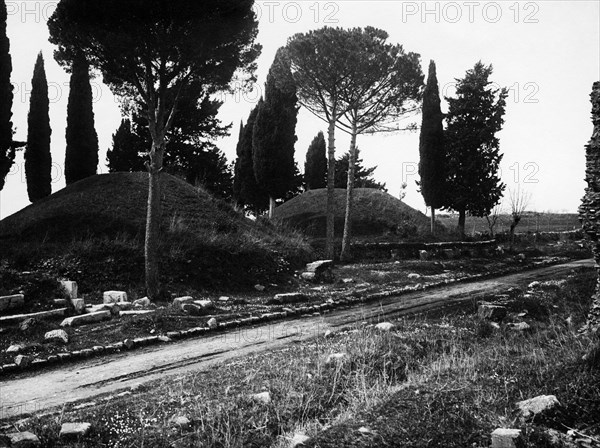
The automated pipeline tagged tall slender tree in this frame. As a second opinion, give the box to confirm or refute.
[64,53,99,184]
[304,131,327,190]
[25,52,52,202]
[418,60,446,235]
[444,61,507,238]
[49,0,260,299]
[335,27,423,261]
[233,104,267,213]
[0,0,14,191]
[252,48,299,217]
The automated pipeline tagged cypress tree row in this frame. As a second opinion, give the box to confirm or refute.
[25,52,52,202]
[0,0,14,191]
[252,48,299,217]
[304,131,327,190]
[65,53,99,184]
[418,60,446,234]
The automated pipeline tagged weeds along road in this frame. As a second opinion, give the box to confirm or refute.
[0,258,593,420]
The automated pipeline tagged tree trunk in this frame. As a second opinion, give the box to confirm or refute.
[325,114,336,260]
[145,136,165,300]
[430,207,436,235]
[457,209,466,240]
[340,123,358,262]
[268,196,276,219]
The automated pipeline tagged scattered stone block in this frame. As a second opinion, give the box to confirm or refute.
[0,308,67,326]
[289,433,310,447]
[251,391,271,404]
[123,339,135,350]
[325,353,348,366]
[116,301,132,310]
[53,298,68,307]
[14,355,31,368]
[269,293,308,305]
[407,273,421,279]
[218,296,230,302]
[59,281,78,300]
[170,415,191,428]
[19,318,36,332]
[182,303,207,316]
[516,395,560,419]
[507,322,531,332]
[133,297,151,308]
[254,284,266,292]
[44,329,69,344]
[207,317,217,329]
[173,296,194,309]
[59,422,91,439]
[0,294,24,312]
[303,260,334,283]
[6,344,24,354]
[71,298,86,314]
[300,272,316,281]
[103,291,127,304]
[478,304,507,321]
[119,310,155,316]
[7,431,41,447]
[61,311,111,327]
[375,322,395,332]
[193,299,214,309]
[491,428,522,448]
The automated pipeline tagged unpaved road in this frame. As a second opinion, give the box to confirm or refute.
[0,259,593,420]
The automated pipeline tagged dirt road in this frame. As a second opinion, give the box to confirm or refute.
[0,259,593,420]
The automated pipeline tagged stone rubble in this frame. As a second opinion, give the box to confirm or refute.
[44,329,69,344]
[59,422,92,439]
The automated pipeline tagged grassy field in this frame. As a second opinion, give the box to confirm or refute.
[8,267,599,447]
[438,212,581,236]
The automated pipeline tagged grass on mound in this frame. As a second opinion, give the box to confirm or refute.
[12,268,600,447]
[272,188,444,240]
[0,173,311,293]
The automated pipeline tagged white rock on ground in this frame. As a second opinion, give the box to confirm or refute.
[170,416,191,428]
[7,431,41,447]
[207,317,218,329]
[251,391,271,404]
[173,296,194,309]
[103,291,127,304]
[218,296,230,302]
[507,322,531,332]
[254,284,266,291]
[14,355,31,367]
[59,280,78,300]
[407,273,421,279]
[133,297,151,308]
[59,422,91,439]
[375,322,395,332]
[289,433,310,447]
[193,300,214,309]
[516,395,560,419]
[61,311,111,327]
[6,344,24,354]
[44,329,69,344]
[71,298,86,314]
[325,353,348,366]
[491,428,522,448]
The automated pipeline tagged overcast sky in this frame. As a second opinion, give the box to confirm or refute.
[1,0,599,219]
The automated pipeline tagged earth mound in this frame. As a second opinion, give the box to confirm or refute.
[273,188,433,238]
[0,172,310,291]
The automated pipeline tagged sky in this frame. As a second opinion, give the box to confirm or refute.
[1,0,599,219]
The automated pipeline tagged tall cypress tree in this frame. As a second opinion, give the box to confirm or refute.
[252,48,299,217]
[65,53,99,184]
[444,61,507,237]
[233,104,267,214]
[304,131,327,190]
[106,118,146,172]
[25,52,52,202]
[0,0,14,191]
[418,60,446,234]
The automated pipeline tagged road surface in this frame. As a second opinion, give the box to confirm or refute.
[0,258,593,420]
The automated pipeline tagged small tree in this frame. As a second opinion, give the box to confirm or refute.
[0,0,15,191]
[25,52,52,202]
[304,131,327,190]
[485,200,502,238]
[49,0,260,298]
[444,62,508,238]
[252,48,299,217]
[508,187,530,250]
[64,53,99,185]
[106,118,146,173]
[334,147,386,191]
[418,60,446,235]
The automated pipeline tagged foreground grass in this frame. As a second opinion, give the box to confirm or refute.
[5,269,600,447]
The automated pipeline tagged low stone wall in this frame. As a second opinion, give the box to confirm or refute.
[352,240,498,260]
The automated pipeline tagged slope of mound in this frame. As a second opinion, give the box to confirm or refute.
[273,188,432,238]
[0,173,310,291]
